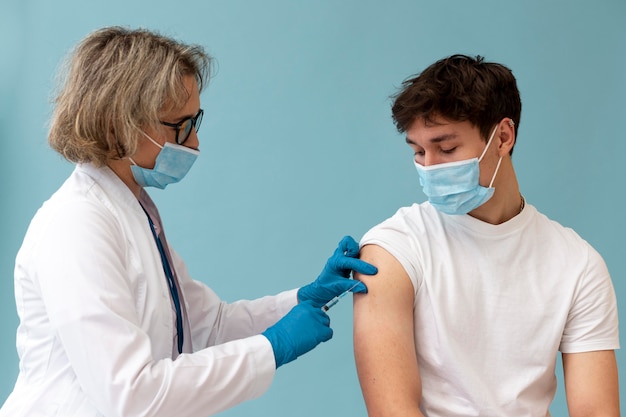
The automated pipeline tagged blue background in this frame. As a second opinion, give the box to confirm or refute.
[1,1,624,415]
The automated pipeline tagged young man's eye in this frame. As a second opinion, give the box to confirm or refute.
[441,147,457,154]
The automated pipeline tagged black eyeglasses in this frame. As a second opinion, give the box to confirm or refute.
[160,109,204,145]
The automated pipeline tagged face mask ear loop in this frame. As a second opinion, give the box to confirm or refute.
[141,131,164,149]
[479,124,502,189]
[129,132,164,167]
[478,125,500,162]
[488,157,503,188]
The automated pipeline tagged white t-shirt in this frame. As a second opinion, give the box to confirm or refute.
[361,202,619,417]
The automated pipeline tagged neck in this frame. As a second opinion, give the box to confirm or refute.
[468,190,523,224]
[106,158,142,199]
[468,158,522,225]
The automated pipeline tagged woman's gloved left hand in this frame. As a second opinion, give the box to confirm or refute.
[297,235,378,308]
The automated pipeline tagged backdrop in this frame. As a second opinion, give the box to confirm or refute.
[1,0,624,415]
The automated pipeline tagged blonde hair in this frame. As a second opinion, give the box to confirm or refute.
[49,26,211,166]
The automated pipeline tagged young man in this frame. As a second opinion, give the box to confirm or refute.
[353,55,620,416]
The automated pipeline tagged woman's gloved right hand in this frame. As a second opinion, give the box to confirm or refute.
[262,301,332,368]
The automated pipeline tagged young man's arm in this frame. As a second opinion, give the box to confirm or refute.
[353,244,425,417]
[563,350,620,417]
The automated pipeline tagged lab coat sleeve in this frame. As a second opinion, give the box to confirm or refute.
[27,198,277,417]
[171,250,298,349]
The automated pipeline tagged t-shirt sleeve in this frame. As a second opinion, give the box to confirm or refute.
[559,244,620,353]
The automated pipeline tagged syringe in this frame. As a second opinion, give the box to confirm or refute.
[321,281,362,312]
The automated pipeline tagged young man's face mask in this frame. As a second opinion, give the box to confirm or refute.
[414,125,501,215]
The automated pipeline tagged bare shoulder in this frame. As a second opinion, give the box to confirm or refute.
[354,244,415,308]
[353,244,423,415]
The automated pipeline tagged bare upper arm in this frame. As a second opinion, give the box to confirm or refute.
[353,244,424,417]
[562,350,620,416]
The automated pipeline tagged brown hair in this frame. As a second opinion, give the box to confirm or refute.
[48,26,212,166]
[391,54,521,153]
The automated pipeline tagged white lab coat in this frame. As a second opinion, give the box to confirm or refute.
[1,163,297,417]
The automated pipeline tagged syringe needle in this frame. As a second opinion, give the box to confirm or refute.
[321,281,361,312]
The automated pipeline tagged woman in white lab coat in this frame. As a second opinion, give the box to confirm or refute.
[0,26,377,417]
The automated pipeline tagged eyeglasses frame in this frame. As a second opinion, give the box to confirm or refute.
[159,108,204,145]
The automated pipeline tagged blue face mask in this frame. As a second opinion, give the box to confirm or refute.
[130,132,199,189]
[414,125,502,215]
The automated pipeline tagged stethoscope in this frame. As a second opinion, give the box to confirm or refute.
[141,205,184,354]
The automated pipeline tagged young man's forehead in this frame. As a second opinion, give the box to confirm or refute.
[406,117,481,144]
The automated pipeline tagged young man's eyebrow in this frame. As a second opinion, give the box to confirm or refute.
[405,133,458,146]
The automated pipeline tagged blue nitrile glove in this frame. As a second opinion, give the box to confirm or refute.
[297,236,378,308]
[262,300,333,368]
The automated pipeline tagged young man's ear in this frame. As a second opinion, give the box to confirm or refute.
[497,118,516,156]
